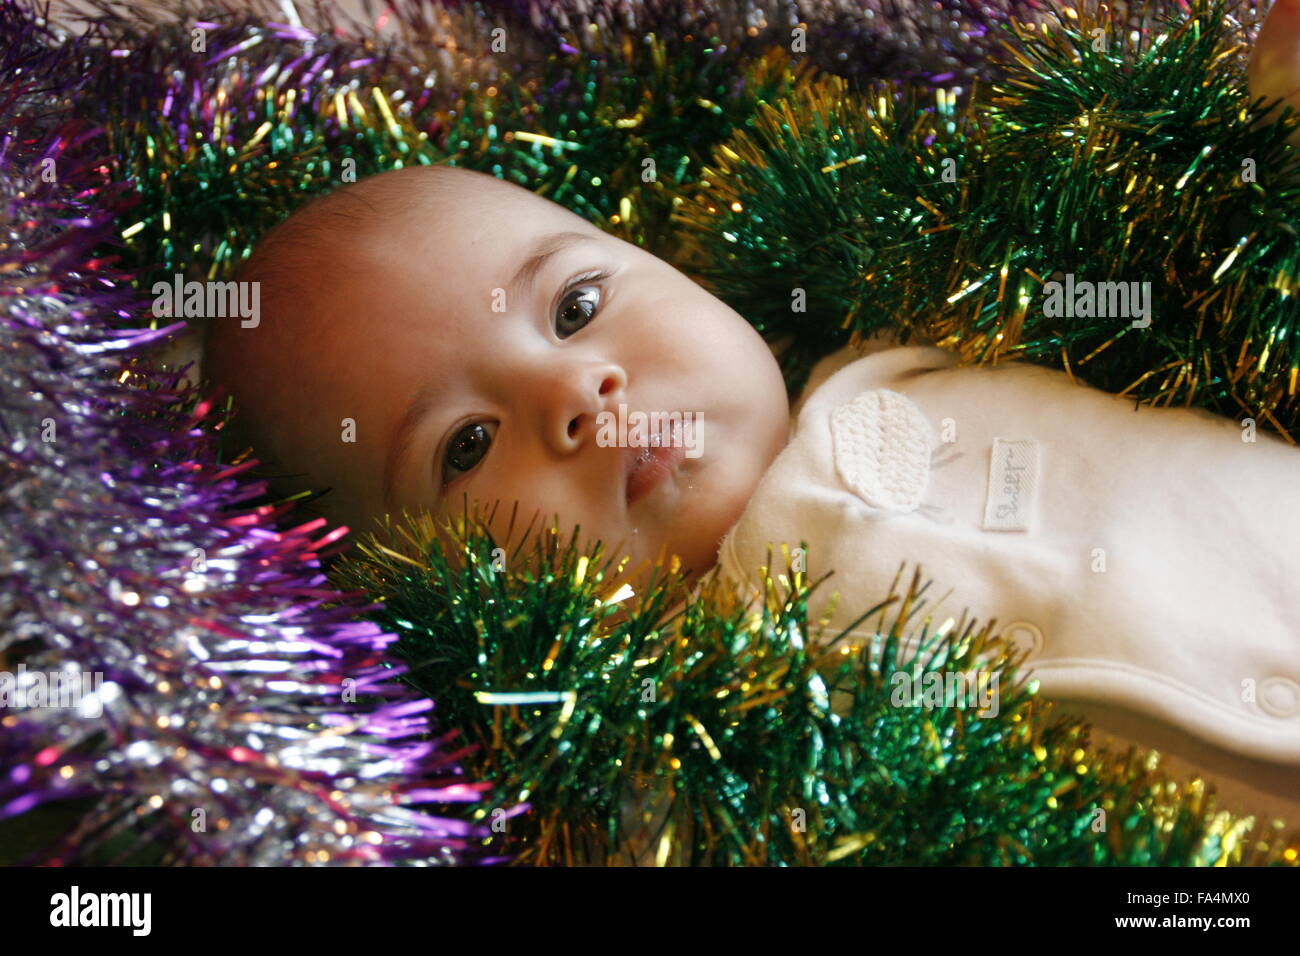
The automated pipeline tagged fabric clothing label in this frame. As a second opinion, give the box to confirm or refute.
[982,438,1040,531]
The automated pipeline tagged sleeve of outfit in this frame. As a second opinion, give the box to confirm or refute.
[716,340,1300,766]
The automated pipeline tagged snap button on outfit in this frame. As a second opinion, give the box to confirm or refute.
[1258,677,1300,718]
[1002,620,1044,659]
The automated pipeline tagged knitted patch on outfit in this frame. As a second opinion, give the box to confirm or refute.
[830,389,933,512]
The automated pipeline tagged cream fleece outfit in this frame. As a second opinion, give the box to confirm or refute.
[716,336,1300,767]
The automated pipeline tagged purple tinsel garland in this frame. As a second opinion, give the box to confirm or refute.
[0,1,511,866]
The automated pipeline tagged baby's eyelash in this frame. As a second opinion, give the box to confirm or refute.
[557,267,611,309]
[561,268,612,295]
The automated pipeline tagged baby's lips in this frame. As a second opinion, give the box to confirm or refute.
[1248,0,1300,143]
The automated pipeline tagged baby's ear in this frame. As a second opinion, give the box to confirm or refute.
[1248,0,1300,144]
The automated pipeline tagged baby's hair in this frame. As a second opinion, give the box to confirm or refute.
[204,184,383,361]
[200,165,470,532]
[204,165,468,369]
[202,187,385,522]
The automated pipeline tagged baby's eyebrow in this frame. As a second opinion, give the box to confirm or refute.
[506,230,599,303]
[380,230,600,509]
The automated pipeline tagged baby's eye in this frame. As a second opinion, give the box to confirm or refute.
[555,284,601,339]
[442,421,495,484]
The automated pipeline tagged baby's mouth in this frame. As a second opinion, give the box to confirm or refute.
[625,419,692,506]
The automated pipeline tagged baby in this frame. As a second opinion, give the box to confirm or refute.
[203,165,791,593]
[204,164,1300,799]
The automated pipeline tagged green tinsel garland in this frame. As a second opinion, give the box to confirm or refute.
[675,1,1300,434]
[94,3,807,290]
[334,503,1298,865]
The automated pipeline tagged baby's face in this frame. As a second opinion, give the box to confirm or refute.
[223,167,790,587]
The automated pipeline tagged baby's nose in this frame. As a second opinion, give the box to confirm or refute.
[539,362,626,449]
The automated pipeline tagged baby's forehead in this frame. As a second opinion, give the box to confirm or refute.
[320,182,527,265]
[373,196,595,280]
